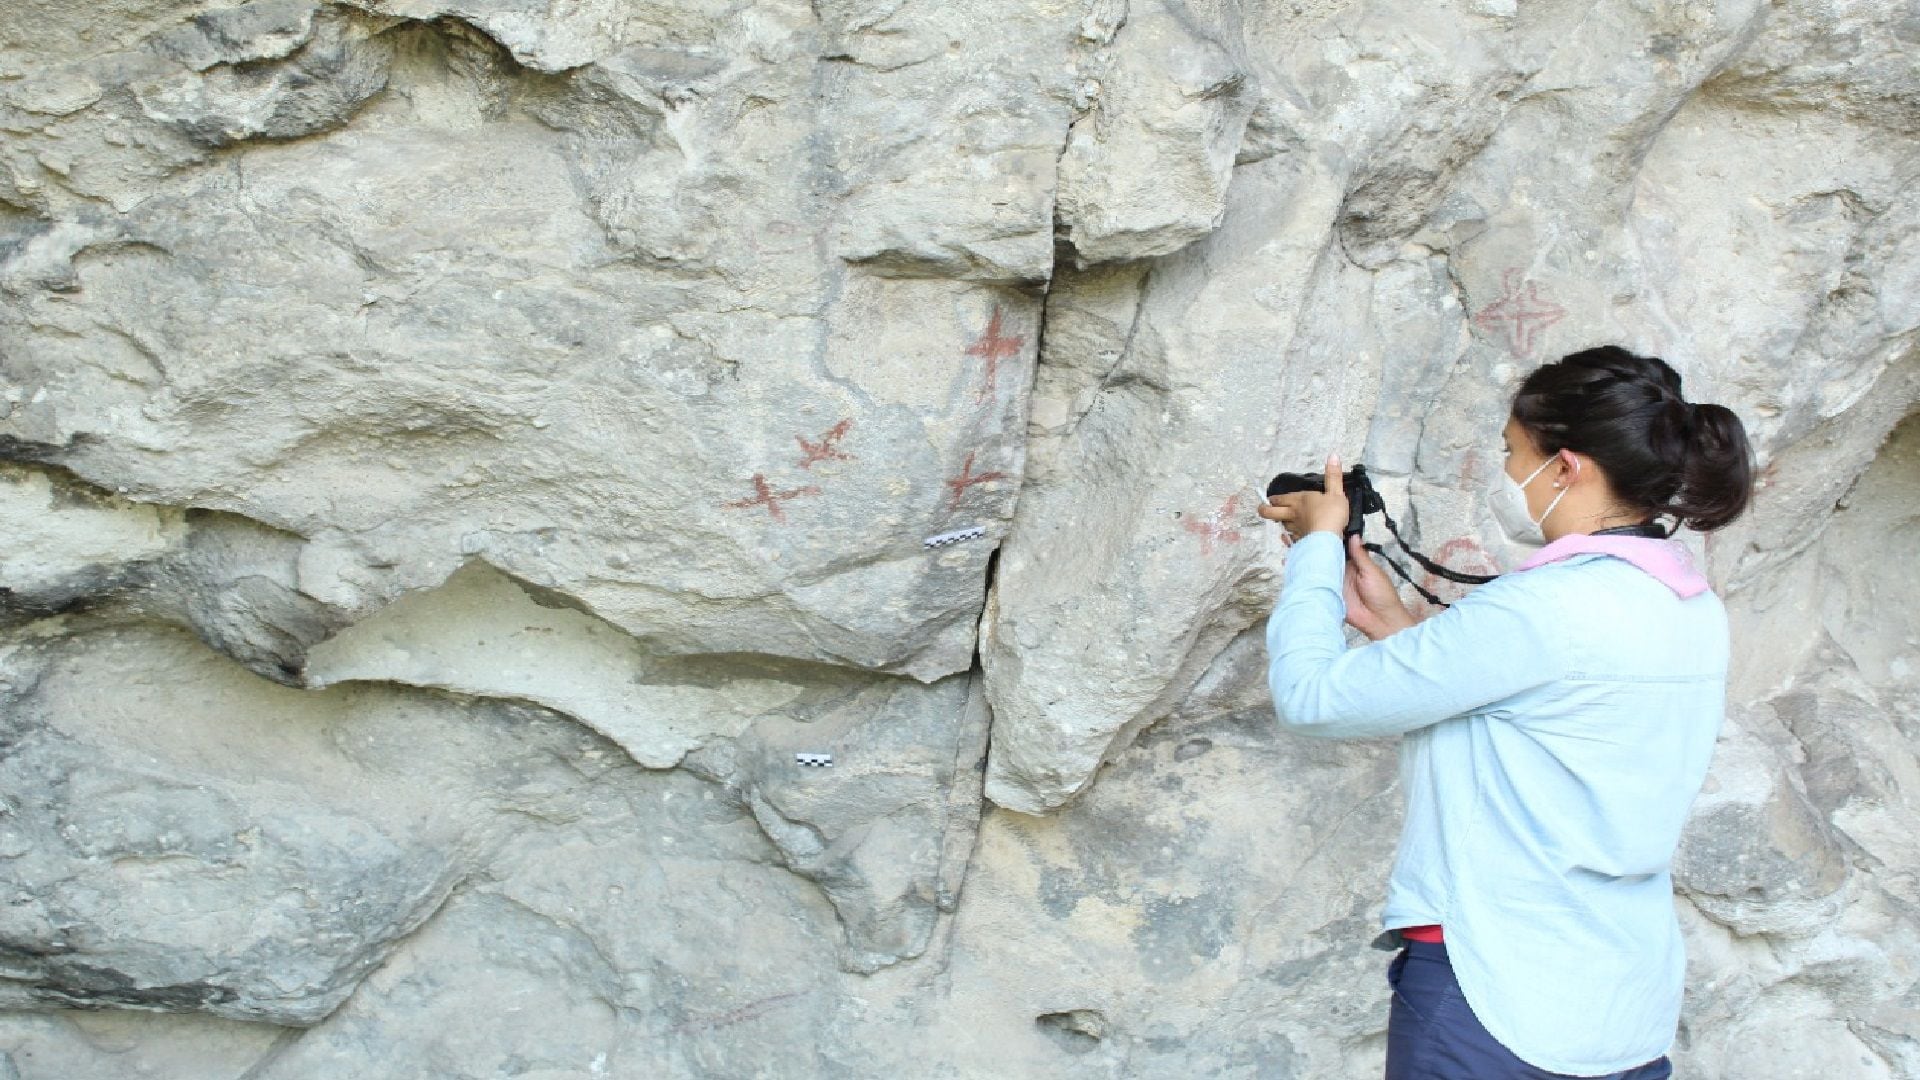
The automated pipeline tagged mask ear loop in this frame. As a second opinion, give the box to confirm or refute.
[1536,451,1576,526]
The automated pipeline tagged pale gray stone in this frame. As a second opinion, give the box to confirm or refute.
[1054,1,1258,265]
[2,8,1029,682]
[135,10,393,148]
[0,1010,285,1080]
[0,0,1918,1076]
[1671,710,1853,936]
[687,670,992,973]
[981,148,1367,813]
[151,0,322,73]
[0,625,613,1026]
[242,770,859,1080]
[0,464,345,684]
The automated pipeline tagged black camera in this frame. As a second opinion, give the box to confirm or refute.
[1265,463,1386,539]
[1262,462,1495,607]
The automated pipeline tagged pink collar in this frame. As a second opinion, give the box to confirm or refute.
[1514,534,1710,598]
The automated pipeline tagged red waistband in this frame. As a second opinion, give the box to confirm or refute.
[1400,924,1444,943]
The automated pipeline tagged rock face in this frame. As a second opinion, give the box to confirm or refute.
[0,624,601,1025]
[1,1,1917,1077]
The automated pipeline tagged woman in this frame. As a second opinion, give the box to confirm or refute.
[1257,347,1753,1079]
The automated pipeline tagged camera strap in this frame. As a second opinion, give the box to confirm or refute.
[1272,464,1673,609]
[1358,499,1495,608]
[1358,540,1452,608]
[1362,516,1670,608]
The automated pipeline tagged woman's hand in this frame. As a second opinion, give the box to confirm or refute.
[1341,534,1418,640]
[1256,454,1352,539]
[1258,454,1417,640]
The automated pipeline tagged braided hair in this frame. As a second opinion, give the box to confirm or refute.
[1510,346,1754,533]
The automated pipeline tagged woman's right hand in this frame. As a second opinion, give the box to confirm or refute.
[1342,534,1418,641]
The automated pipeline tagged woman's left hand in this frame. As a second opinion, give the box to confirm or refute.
[1257,454,1351,539]
[1341,533,1418,639]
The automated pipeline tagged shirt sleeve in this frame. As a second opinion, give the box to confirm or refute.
[1265,531,1570,739]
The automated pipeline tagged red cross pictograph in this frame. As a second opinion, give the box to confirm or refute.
[965,306,1026,402]
[1183,495,1245,556]
[1472,269,1566,357]
[944,451,1008,510]
[796,419,854,469]
[724,473,821,522]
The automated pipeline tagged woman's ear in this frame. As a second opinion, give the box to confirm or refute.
[1553,449,1580,488]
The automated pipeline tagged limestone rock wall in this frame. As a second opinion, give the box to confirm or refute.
[1,1,1916,1077]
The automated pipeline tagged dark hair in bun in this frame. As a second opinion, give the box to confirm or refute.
[1510,346,1754,532]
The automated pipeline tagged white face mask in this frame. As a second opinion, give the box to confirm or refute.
[1488,456,1569,547]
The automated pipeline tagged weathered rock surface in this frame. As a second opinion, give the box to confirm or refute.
[3,1,1028,684]
[0,623,610,1025]
[1,0,1918,1077]
[680,671,992,974]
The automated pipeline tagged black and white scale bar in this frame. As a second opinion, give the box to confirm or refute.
[923,526,986,549]
[795,753,834,768]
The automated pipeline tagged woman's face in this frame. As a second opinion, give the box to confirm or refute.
[1500,417,1563,518]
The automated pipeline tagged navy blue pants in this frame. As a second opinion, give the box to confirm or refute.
[1385,941,1673,1080]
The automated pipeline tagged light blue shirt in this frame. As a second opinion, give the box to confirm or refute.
[1266,530,1727,1076]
